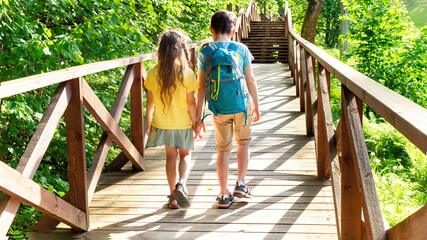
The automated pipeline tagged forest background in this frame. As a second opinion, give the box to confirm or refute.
[0,0,426,239]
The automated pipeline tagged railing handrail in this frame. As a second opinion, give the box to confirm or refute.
[285,3,427,240]
[285,8,427,154]
[234,0,259,42]
[0,38,212,100]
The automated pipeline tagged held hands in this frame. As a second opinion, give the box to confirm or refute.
[192,119,205,140]
[251,106,260,123]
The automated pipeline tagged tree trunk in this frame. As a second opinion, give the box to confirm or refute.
[264,0,266,15]
[301,0,323,44]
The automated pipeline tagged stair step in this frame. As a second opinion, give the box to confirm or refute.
[253,60,288,63]
[242,36,286,39]
[245,45,289,48]
[250,25,285,28]
[247,47,289,50]
[242,41,288,44]
[249,31,285,33]
[250,21,284,25]
[253,56,288,59]
[253,57,288,60]
[249,28,286,30]
[242,41,288,43]
[247,47,288,50]
[243,42,289,45]
[250,27,286,29]
[252,52,287,54]
[242,38,288,41]
[252,53,288,58]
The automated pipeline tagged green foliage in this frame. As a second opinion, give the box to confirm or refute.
[402,0,427,28]
[285,0,307,33]
[342,0,427,108]
[365,117,427,226]
[286,0,340,48]
[317,0,340,47]
[317,2,427,226]
[0,0,250,238]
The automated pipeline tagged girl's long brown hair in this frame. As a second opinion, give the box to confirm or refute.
[157,29,191,110]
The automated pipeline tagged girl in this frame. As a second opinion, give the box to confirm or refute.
[144,29,198,209]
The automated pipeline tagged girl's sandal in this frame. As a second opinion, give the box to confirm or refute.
[168,195,179,209]
[173,183,190,203]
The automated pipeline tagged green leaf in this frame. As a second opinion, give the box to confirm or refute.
[113,0,120,5]
[43,47,51,55]
[111,13,119,25]
[43,28,52,38]
[121,22,129,31]
[11,47,20,54]
[147,4,154,15]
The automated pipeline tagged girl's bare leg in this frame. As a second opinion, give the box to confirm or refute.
[165,145,179,195]
[178,149,192,185]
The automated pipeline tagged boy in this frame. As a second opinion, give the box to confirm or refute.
[196,10,260,209]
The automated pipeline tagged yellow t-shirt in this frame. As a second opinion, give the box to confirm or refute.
[144,65,198,129]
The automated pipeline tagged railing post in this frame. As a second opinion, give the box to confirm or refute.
[303,49,316,137]
[288,36,293,74]
[299,45,306,112]
[295,42,300,97]
[342,85,387,240]
[292,39,297,85]
[317,62,341,237]
[65,77,89,231]
[316,63,335,178]
[189,47,197,73]
[338,89,362,239]
[131,63,146,170]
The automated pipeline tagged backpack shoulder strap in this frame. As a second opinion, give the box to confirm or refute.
[200,45,215,57]
[227,42,240,52]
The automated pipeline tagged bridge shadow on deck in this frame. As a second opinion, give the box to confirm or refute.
[29,64,336,239]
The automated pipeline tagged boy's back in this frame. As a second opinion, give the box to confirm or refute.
[198,41,254,80]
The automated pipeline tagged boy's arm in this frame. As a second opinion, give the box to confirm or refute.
[145,89,154,135]
[244,63,260,122]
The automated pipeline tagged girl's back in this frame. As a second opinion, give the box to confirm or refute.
[144,65,197,129]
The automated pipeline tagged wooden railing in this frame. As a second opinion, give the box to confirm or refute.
[0,37,211,236]
[233,0,260,42]
[284,5,427,240]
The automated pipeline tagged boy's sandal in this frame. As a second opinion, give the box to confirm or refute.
[173,183,190,203]
[167,195,179,209]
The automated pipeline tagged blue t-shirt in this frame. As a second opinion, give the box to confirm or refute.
[197,41,254,77]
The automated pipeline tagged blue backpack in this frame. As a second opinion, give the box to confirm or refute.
[201,42,249,123]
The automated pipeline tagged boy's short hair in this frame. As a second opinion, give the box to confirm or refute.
[211,10,237,35]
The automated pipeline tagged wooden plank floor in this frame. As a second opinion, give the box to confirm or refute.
[29,64,337,239]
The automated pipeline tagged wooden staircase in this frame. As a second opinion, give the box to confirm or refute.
[242,21,288,63]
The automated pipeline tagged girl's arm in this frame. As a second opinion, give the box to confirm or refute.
[196,69,206,123]
[187,90,200,139]
[244,64,260,122]
[145,89,154,135]
[187,90,197,127]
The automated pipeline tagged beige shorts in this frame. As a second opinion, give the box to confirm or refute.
[212,104,252,152]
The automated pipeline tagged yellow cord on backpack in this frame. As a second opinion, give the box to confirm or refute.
[211,65,220,101]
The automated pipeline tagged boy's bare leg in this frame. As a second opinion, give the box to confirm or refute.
[237,144,250,182]
[165,145,179,195]
[178,149,192,185]
[217,150,231,194]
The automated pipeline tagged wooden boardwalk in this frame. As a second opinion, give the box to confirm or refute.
[29,64,337,239]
